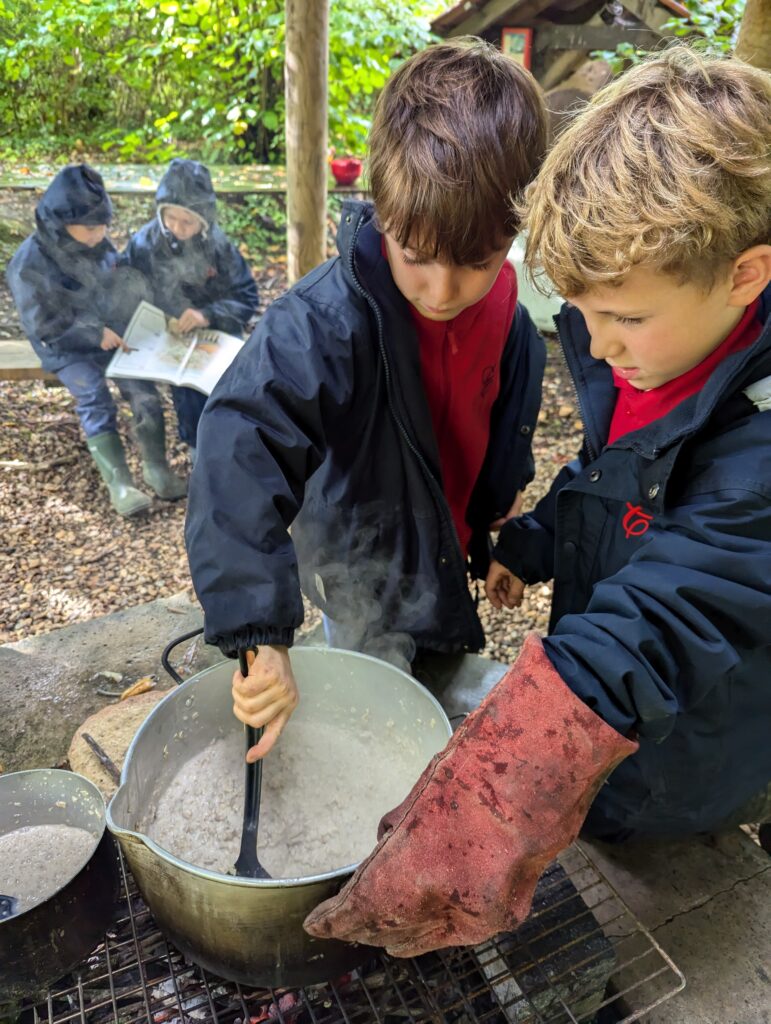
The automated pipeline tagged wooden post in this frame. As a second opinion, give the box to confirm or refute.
[285,0,329,283]
[735,0,771,70]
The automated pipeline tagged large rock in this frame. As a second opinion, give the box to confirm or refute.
[0,592,219,774]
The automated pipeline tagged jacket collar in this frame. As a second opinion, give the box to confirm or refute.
[336,198,370,263]
[558,283,771,461]
[335,200,445,484]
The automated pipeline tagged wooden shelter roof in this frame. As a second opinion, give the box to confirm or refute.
[432,0,690,35]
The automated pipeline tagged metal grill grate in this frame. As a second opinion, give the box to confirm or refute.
[26,844,684,1024]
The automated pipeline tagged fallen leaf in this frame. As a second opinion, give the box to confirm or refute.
[120,675,156,700]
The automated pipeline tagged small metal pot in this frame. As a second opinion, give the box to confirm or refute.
[107,643,452,988]
[0,769,120,1005]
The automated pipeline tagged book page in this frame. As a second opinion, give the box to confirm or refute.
[106,301,195,386]
[178,330,244,395]
[106,301,243,395]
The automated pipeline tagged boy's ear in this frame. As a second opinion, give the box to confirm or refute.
[727,245,771,307]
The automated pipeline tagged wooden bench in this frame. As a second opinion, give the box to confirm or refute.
[0,337,59,383]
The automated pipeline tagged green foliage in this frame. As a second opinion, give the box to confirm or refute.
[0,0,444,164]
[218,194,287,261]
[216,191,349,264]
[661,0,746,52]
[594,0,747,74]
[328,1,439,156]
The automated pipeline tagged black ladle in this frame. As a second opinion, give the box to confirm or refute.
[233,650,271,879]
[0,894,19,920]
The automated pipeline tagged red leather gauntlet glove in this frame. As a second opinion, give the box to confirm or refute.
[304,634,637,957]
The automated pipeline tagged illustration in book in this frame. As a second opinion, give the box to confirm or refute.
[106,301,243,395]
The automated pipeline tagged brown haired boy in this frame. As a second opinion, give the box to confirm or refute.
[186,38,548,759]
[303,47,771,957]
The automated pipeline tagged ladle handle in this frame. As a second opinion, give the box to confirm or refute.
[238,651,265,834]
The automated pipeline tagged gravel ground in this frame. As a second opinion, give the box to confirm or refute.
[0,186,583,658]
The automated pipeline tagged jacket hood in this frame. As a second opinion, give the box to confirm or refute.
[35,164,112,234]
[155,159,217,225]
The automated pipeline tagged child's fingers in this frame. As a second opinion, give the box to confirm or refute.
[245,711,293,762]
[504,577,525,609]
[233,695,288,729]
[485,566,525,610]
[233,687,296,717]
[484,577,496,605]
[485,563,511,609]
[485,577,502,608]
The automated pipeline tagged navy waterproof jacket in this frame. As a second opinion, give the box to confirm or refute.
[122,160,258,336]
[494,285,771,839]
[186,201,545,657]
[6,166,125,373]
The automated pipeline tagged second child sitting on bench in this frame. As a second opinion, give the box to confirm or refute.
[122,159,259,458]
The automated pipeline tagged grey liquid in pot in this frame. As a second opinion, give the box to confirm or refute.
[0,824,97,913]
[143,715,428,878]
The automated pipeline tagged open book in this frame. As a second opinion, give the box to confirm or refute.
[106,301,244,395]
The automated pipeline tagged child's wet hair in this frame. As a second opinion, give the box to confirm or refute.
[523,46,771,297]
[368,37,547,266]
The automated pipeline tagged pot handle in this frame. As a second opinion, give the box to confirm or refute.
[161,627,204,685]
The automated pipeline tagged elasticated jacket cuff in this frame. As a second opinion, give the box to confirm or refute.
[211,626,296,658]
[492,518,551,585]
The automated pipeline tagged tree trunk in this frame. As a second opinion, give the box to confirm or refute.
[735,0,771,70]
[285,0,329,283]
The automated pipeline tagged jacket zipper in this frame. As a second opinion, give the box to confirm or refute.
[345,217,484,649]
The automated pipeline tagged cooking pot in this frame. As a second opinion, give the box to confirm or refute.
[0,769,120,1006]
[107,642,452,987]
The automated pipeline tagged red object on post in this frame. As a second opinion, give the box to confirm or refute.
[330,157,363,186]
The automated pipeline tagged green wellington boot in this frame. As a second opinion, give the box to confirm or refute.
[87,432,152,517]
[133,414,188,500]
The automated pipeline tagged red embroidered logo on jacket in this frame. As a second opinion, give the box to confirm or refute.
[622,503,653,538]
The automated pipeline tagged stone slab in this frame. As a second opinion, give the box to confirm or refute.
[644,873,771,1024]
[581,833,771,1023]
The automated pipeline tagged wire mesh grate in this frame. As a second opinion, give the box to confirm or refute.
[23,843,684,1024]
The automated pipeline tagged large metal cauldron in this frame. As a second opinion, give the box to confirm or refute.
[107,645,452,988]
[0,770,119,1005]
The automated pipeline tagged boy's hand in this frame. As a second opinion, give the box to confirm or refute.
[233,645,299,762]
[489,490,524,531]
[177,308,210,333]
[100,326,129,351]
[485,560,525,610]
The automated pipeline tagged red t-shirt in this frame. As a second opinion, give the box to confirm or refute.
[608,300,762,445]
[409,262,519,554]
